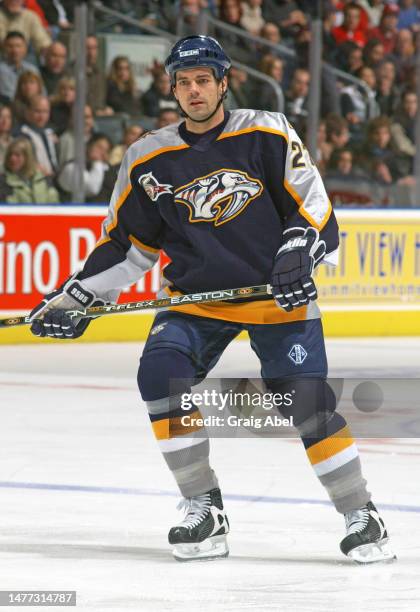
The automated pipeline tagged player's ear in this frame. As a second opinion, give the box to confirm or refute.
[221,76,228,97]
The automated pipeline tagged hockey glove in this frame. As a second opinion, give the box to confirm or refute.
[29,273,105,339]
[271,227,326,312]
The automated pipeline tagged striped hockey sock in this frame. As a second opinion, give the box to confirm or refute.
[147,396,219,497]
[302,413,371,513]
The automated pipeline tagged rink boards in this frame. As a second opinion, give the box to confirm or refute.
[1,206,419,343]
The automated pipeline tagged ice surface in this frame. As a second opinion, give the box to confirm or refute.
[1,338,420,611]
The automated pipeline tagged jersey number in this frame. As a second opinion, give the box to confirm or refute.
[291,141,306,169]
[291,141,316,168]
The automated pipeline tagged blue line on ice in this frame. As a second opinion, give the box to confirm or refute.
[0,480,418,514]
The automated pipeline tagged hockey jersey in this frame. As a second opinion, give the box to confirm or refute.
[79,109,339,324]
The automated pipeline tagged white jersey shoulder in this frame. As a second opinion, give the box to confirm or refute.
[225,109,293,138]
[124,121,185,169]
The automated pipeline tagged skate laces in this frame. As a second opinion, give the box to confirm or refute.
[345,505,370,534]
[176,493,212,529]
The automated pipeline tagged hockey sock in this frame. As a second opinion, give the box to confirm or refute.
[301,412,371,513]
[138,348,219,497]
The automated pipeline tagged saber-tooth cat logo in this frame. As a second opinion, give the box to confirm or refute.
[175,169,263,226]
[139,172,173,201]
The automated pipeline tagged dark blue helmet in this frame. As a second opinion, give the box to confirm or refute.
[165,35,231,84]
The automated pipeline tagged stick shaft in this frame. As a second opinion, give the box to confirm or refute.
[0,284,272,329]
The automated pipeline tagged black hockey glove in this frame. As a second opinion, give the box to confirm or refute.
[271,227,326,312]
[29,273,105,339]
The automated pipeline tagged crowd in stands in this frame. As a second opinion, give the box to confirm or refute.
[0,0,418,206]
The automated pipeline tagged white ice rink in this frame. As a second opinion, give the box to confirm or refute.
[1,338,420,612]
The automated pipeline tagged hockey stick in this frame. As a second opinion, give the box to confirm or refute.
[0,284,272,329]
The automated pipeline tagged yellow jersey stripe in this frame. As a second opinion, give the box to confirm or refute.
[217,125,289,143]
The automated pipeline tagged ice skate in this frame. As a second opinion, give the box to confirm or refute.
[168,488,229,562]
[340,501,396,564]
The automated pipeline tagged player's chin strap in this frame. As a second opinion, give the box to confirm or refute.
[177,86,228,124]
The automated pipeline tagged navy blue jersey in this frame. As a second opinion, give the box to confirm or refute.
[79,109,339,324]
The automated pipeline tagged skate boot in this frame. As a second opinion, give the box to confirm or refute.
[340,501,396,564]
[168,488,229,562]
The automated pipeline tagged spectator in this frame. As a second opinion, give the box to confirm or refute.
[17,94,57,176]
[85,35,113,116]
[261,0,301,28]
[31,0,71,31]
[284,67,309,135]
[390,90,417,161]
[40,41,68,95]
[277,7,308,45]
[0,0,52,56]
[356,0,384,28]
[25,0,49,28]
[0,31,40,100]
[375,60,400,116]
[326,114,351,152]
[0,136,59,203]
[324,146,378,206]
[50,76,75,135]
[391,29,416,86]
[106,55,140,116]
[172,0,202,36]
[58,133,112,202]
[340,66,379,137]
[260,21,281,44]
[156,108,180,129]
[332,2,368,47]
[368,3,400,54]
[332,0,370,31]
[216,0,254,64]
[258,55,284,112]
[109,124,145,166]
[397,0,420,31]
[363,38,385,70]
[141,68,177,118]
[58,104,95,167]
[219,0,243,24]
[240,0,265,36]
[12,70,44,124]
[257,21,283,65]
[326,148,358,179]
[225,66,250,109]
[322,7,341,65]
[361,116,409,185]
[337,40,364,74]
[316,119,330,175]
[0,103,13,172]
[318,114,351,171]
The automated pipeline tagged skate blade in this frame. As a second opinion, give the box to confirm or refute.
[172,535,229,562]
[348,538,397,565]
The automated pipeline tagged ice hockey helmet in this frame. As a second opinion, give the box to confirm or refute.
[165,35,231,84]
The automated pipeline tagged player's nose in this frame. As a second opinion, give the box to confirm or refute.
[189,81,201,96]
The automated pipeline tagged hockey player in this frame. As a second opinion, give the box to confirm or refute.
[29,36,395,564]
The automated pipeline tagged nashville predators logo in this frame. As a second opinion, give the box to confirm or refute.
[139,171,173,202]
[175,169,263,226]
